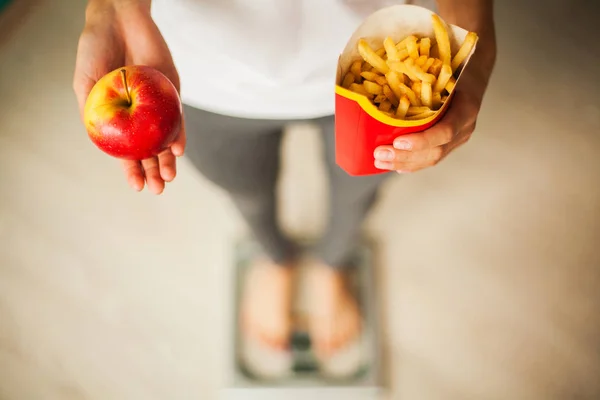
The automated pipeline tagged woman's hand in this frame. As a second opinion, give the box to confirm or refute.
[373,85,481,174]
[374,0,496,174]
[73,0,185,194]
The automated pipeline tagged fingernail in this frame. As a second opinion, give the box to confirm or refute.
[162,171,175,182]
[129,178,143,191]
[394,140,412,150]
[374,149,394,161]
[374,160,390,169]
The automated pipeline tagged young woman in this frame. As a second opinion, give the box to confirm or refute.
[74,0,496,373]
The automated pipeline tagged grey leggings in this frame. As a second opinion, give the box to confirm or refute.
[183,106,390,269]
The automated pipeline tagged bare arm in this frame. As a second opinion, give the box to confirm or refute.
[86,0,151,11]
[75,0,185,195]
[436,0,497,98]
[373,0,498,173]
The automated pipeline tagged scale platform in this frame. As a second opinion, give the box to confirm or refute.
[222,239,384,400]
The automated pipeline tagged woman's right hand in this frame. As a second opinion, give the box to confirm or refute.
[73,0,186,195]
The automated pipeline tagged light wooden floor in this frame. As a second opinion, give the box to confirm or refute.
[0,0,599,399]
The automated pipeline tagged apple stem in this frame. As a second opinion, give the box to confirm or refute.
[120,68,132,106]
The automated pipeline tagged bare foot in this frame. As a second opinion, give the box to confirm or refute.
[306,263,361,357]
[240,258,294,350]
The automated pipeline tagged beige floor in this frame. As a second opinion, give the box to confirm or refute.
[1,1,599,399]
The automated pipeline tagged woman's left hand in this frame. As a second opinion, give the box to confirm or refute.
[373,0,497,174]
[373,33,496,174]
[373,88,481,174]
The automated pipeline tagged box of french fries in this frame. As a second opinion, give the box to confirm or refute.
[335,5,478,176]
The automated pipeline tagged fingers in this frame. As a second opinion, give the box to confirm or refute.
[141,157,165,194]
[374,130,471,173]
[123,150,179,193]
[121,149,178,195]
[158,149,176,182]
[388,98,465,153]
[374,145,443,164]
[374,145,446,172]
[170,116,186,157]
[375,92,479,173]
[392,118,458,152]
[122,160,145,191]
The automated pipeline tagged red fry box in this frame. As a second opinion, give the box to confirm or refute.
[335,5,478,176]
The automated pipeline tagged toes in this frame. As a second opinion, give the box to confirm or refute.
[239,260,294,351]
[312,321,336,356]
[241,309,290,351]
[311,310,362,357]
[258,330,273,348]
[258,327,288,350]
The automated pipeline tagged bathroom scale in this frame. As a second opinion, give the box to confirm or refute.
[222,238,384,400]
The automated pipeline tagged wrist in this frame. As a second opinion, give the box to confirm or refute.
[86,0,150,22]
[471,36,497,85]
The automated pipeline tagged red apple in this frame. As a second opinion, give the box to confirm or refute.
[83,65,182,160]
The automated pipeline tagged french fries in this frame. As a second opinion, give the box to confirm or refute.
[363,80,383,95]
[373,94,387,103]
[341,14,477,120]
[406,35,419,59]
[383,37,402,62]
[350,60,362,78]
[398,82,421,107]
[406,106,432,116]
[387,60,418,82]
[451,31,477,72]
[429,59,443,77]
[421,81,433,108]
[360,71,380,81]
[433,64,453,93]
[432,92,442,110]
[383,85,399,107]
[406,110,437,120]
[419,38,431,57]
[349,83,372,98]
[404,58,435,83]
[431,14,451,66]
[358,39,389,74]
[342,73,355,89]
[445,76,456,93]
[379,100,392,112]
[396,95,411,119]
[422,57,435,73]
[385,71,405,100]
[375,76,388,86]
[411,81,422,100]
[396,35,417,51]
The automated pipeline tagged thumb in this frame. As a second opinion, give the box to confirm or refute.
[73,28,123,120]
[170,114,186,157]
[73,74,96,120]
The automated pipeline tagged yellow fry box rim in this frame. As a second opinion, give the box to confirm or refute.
[335,85,441,127]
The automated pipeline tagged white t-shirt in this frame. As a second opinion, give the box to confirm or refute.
[151,0,436,119]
